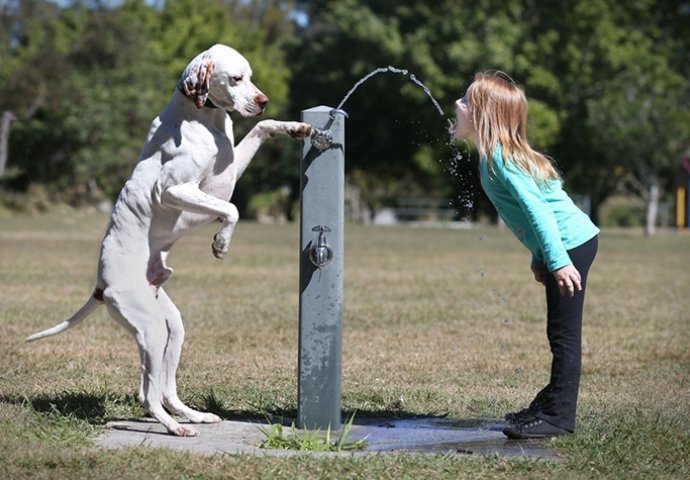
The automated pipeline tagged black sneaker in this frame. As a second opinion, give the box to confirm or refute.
[502,416,570,439]
[504,385,552,424]
[504,407,535,424]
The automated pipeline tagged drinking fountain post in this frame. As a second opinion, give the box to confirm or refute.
[297,106,346,429]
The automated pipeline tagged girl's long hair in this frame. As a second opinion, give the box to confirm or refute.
[468,72,561,183]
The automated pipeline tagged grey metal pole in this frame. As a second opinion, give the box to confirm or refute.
[297,106,345,429]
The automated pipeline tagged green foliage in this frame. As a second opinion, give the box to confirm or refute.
[259,413,368,451]
[587,59,690,178]
[292,0,689,221]
[0,0,688,223]
[246,186,293,221]
[1,0,295,204]
[599,195,645,227]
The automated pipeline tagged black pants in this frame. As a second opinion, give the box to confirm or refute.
[534,235,598,432]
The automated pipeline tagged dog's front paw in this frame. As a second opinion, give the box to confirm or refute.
[284,121,313,139]
[212,232,230,259]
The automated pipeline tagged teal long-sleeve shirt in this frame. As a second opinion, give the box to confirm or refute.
[479,145,599,272]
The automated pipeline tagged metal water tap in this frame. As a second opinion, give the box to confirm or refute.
[310,108,348,150]
[308,226,334,267]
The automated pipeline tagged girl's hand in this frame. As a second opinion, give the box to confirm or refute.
[530,263,547,285]
[552,264,582,297]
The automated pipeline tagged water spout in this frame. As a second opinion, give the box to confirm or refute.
[311,108,349,150]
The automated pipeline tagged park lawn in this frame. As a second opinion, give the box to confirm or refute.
[0,209,688,479]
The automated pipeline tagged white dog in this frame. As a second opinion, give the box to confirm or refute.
[26,44,312,436]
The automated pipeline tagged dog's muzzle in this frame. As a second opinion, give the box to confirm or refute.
[255,93,269,115]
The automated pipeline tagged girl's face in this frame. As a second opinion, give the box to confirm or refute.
[450,88,476,141]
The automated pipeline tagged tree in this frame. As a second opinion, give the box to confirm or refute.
[587,61,690,235]
[1,0,297,208]
[1,0,166,200]
[0,111,16,177]
[2,0,688,232]
[523,0,690,228]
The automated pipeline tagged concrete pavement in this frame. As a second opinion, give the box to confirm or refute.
[97,416,560,459]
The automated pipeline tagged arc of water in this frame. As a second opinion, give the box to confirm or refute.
[408,74,444,116]
[335,66,444,117]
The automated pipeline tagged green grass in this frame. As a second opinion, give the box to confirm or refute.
[259,413,367,451]
[1,209,689,479]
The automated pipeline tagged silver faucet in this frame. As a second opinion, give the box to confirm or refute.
[308,226,333,267]
[310,108,348,150]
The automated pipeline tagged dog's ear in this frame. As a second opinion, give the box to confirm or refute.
[179,52,215,109]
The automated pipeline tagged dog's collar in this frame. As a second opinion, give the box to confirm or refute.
[176,83,219,109]
[203,97,219,109]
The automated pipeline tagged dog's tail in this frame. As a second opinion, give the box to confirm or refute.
[26,288,105,342]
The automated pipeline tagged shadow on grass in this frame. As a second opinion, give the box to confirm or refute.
[0,391,140,424]
[2,390,466,431]
[1,390,295,426]
[201,390,455,427]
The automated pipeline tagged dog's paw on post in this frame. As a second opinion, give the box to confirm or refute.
[287,122,313,139]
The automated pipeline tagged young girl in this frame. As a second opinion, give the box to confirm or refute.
[451,72,599,439]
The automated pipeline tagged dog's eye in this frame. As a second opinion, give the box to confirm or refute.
[232,76,243,83]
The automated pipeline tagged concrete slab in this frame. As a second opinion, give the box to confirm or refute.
[97,417,561,459]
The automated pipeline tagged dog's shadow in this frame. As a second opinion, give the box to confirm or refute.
[31,392,108,419]
[1,390,295,426]
[1,391,136,424]
[3,392,500,435]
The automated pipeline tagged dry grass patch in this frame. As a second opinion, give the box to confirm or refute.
[1,211,689,478]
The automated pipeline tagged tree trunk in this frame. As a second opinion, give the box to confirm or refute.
[589,193,602,226]
[644,177,659,237]
[0,111,16,178]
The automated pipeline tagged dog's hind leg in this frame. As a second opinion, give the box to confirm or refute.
[103,286,198,436]
[156,287,222,424]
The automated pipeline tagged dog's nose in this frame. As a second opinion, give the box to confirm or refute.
[256,93,269,111]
